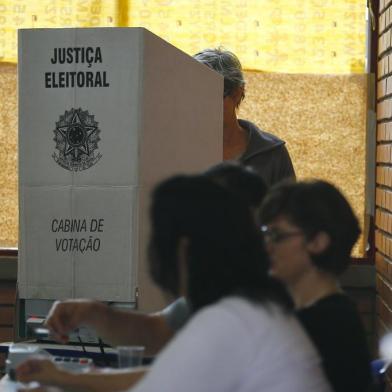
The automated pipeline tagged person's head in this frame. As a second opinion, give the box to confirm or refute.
[204,161,268,222]
[149,174,288,312]
[259,180,360,286]
[194,48,245,125]
[194,48,245,101]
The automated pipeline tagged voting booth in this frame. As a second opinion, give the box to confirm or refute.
[18,27,223,320]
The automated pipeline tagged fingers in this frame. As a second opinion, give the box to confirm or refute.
[16,358,60,387]
[44,299,99,343]
[16,359,45,383]
[49,332,69,344]
[18,387,61,392]
[45,301,68,335]
[44,301,77,340]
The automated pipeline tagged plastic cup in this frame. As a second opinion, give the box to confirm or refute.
[117,346,145,368]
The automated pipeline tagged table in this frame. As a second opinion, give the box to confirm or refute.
[0,341,117,391]
[0,374,40,391]
[1,341,118,367]
[1,342,153,367]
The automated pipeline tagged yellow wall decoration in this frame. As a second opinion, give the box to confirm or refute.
[0,0,120,62]
[0,64,17,248]
[0,0,366,74]
[129,0,367,74]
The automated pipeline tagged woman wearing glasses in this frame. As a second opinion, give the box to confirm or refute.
[260,180,372,392]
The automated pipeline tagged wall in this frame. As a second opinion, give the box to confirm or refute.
[377,0,392,388]
[0,253,17,374]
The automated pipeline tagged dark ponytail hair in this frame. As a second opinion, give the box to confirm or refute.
[149,175,291,312]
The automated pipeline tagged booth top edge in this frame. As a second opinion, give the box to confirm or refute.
[17,27,149,33]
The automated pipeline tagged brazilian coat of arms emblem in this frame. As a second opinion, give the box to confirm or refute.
[52,108,102,171]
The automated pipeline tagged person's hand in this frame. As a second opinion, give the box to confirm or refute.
[18,386,62,392]
[15,358,66,386]
[44,299,100,343]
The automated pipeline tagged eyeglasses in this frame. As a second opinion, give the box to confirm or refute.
[260,225,304,244]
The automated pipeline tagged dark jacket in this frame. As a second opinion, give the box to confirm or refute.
[239,119,295,186]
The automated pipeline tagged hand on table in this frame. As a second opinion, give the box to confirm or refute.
[18,387,62,392]
[16,358,65,386]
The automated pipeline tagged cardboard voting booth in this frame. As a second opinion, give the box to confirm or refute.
[18,27,223,312]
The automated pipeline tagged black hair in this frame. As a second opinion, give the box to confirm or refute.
[204,161,268,209]
[149,174,290,312]
[260,180,360,275]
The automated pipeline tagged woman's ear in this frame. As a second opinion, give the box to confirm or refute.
[306,231,330,255]
[177,237,190,297]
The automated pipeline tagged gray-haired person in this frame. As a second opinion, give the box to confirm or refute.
[194,48,295,187]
